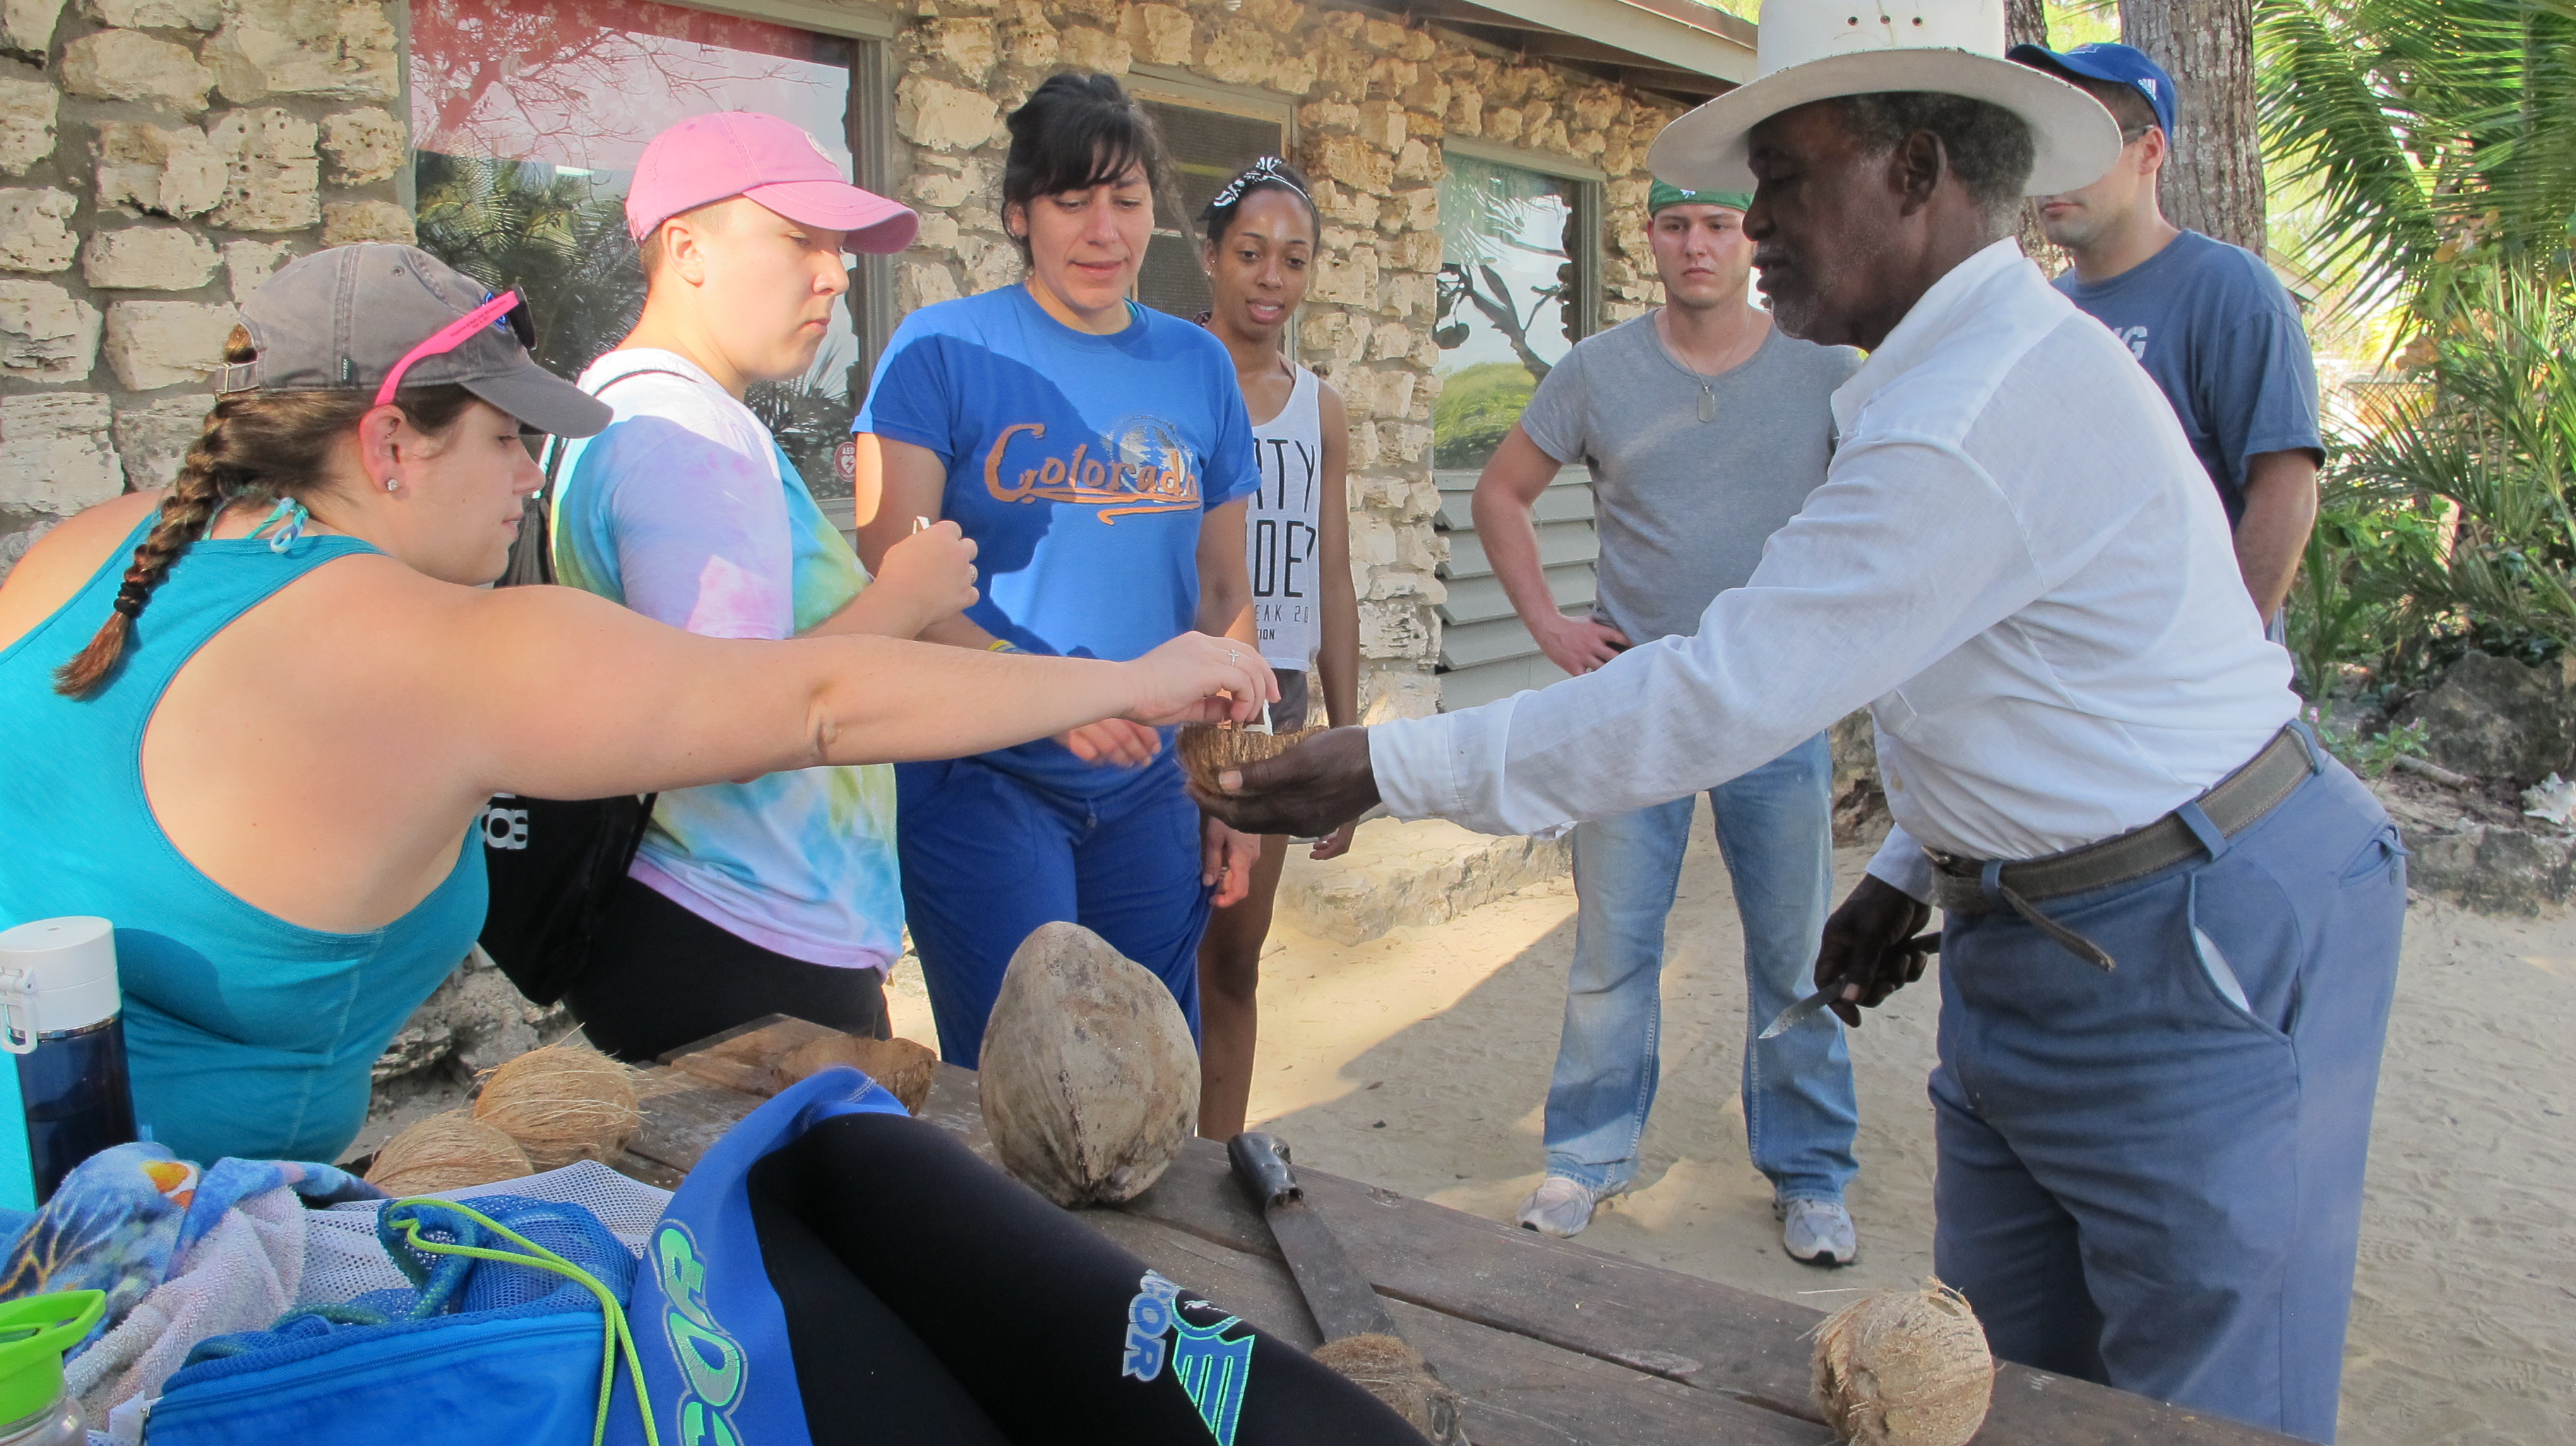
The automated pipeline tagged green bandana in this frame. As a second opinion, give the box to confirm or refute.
[1647,179,1753,215]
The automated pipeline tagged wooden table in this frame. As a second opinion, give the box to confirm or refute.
[626,1017,2291,1446]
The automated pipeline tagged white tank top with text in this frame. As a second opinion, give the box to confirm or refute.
[1245,364,1324,671]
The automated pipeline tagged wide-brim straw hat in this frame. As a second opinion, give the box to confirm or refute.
[1647,0,2123,197]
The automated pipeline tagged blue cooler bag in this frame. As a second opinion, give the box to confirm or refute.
[148,1193,652,1445]
[605,1066,908,1446]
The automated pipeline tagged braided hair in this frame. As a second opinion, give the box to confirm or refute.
[53,326,476,697]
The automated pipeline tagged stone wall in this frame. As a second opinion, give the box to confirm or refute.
[0,0,406,582]
[886,0,1679,719]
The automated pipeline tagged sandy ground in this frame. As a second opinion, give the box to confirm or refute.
[889,814,2576,1445]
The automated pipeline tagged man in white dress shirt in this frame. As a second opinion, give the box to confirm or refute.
[1194,4,2404,1441]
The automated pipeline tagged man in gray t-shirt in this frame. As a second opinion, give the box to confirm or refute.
[1472,179,1866,1265]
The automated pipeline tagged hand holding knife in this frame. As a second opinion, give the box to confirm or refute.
[1760,933,1940,1039]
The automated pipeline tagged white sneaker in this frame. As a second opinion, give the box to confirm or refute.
[1515,1176,1606,1238]
[1779,1197,1859,1266]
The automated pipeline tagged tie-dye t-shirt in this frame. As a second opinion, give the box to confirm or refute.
[550,349,901,972]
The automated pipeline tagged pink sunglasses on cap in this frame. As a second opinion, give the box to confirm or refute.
[374,289,523,405]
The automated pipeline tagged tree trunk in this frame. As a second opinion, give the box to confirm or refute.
[2004,0,2063,277]
[2123,0,2267,254]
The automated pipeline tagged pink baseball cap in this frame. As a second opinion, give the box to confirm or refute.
[626,111,919,254]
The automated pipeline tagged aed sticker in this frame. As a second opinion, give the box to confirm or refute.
[1121,1270,1254,1446]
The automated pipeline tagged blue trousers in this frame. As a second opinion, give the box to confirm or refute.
[1544,734,1859,1203]
[895,755,1210,1068]
[1931,749,2404,1444]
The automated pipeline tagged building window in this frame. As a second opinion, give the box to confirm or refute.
[408,0,886,496]
[1133,92,1288,321]
[1429,148,1604,711]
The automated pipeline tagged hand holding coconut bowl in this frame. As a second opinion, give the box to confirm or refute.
[0,243,1274,1171]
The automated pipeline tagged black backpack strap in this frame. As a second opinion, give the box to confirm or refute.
[500,366,705,591]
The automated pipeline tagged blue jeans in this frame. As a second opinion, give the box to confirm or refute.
[895,754,1211,1069]
[1542,732,1858,1204]
[1931,745,2404,1443]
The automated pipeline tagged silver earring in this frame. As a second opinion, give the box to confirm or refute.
[383,476,400,493]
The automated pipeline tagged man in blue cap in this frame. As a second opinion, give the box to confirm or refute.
[2008,42,2323,628]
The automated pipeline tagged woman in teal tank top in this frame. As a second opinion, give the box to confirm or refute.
[0,244,1271,1166]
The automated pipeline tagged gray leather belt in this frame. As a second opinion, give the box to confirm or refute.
[1926,725,2320,970]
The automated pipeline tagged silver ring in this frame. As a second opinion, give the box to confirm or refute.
[1229,650,1241,666]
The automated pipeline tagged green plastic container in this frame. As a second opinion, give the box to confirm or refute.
[0,1291,104,1445]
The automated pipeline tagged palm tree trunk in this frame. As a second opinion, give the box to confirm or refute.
[2123,0,2268,254]
[2005,0,2063,276]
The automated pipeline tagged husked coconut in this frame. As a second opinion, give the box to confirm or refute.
[1311,1333,1467,1444]
[366,1111,533,1195]
[1811,1279,1994,1446]
[978,921,1198,1207]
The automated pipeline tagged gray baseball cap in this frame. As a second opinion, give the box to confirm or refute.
[220,244,611,438]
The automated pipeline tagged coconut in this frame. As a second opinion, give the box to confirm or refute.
[472,1041,642,1171]
[1311,1333,1467,1444]
[977,921,1198,1207]
[1811,1279,1994,1446]
[772,1032,938,1114]
[1176,723,1323,795]
[364,1111,533,1196]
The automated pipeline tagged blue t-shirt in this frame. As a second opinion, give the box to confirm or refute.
[855,285,1260,796]
[2054,229,2322,527]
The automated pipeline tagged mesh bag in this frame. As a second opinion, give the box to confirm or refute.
[300,1159,670,1308]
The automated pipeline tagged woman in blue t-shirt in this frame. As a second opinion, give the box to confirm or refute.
[852,72,1266,1066]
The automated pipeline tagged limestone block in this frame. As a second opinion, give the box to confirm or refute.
[911,210,960,251]
[1393,137,1434,181]
[1355,100,1405,153]
[94,120,223,216]
[0,392,119,515]
[907,167,974,208]
[320,198,410,244]
[0,73,52,174]
[1117,3,1188,66]
[1313,178,1378,229]
[1381,418,1429,461]
[1055,25,1128,74]
[63,28,215,112]
[0,278,98,379]
[84,223,217,289]
[1347,510,1397,566]
[1236,0,1298,31]
[0,0,64,62]
[1360,17,1404,51]
[962,234,1019,294]
[1388,227,1441,275]
[1306,242,1377,309]
[1270,50,1316,97]
[88,0,220,27]
[0,188,76,273]
[221,237,290,301]
[1054,0,1117,24]
[1358,598,1432,659]
[1402,75,1448,114]
[208,105,318,230]
[1484,106,1522,144]
[1299,100,1356,135]
[1362,56,1416,97]
[1193,20,1268,85]
[0,515,59,583]
[103,297,234,389]
[1364,318,1409,362]
[1003,23,1056,68]
[1528,116,1569,154]
[1402,186,1438,232]
[1308,134,1392,194]
[203,0,398,102]
[895,75,998,153]
[1570,128,1606,159]
[924,16,994,76]
[895,257,959,312]
[1383,271,1434,320]
[1358,664,1438,724]
[112,393,204,488]
[1572,87,1621,132]
[320,106,399,183]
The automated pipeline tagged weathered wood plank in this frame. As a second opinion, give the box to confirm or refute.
[624,1076,763,1173]
[722,1064,2298,1444]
